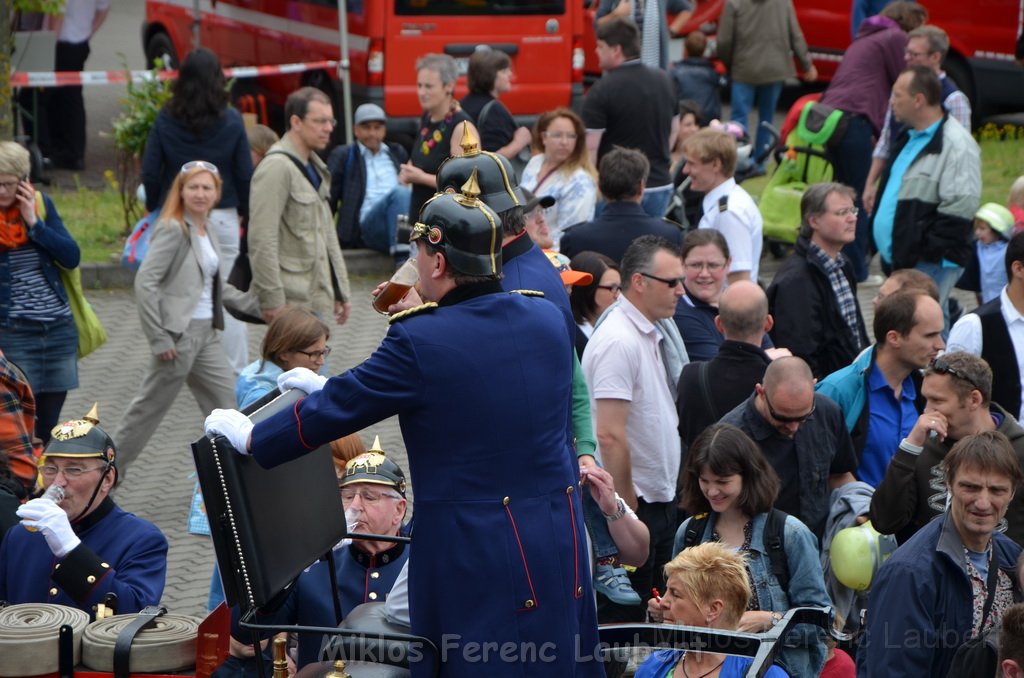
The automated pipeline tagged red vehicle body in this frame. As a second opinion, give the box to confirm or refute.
[581,0,1023,121]
[143,0,586,138]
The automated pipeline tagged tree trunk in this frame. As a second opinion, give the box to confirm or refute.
[0,2,14,141]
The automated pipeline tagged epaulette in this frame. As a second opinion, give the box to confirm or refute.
[717,195,729,213]
[512,289,545,298]
[388,302,438,324]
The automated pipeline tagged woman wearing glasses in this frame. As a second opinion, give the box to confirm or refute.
[650,423,830,678]
[519,108,597,247]
[236,308,331,408]
[113,161,249,469]
[569,251,620,357]
[142,47,254,377]
[0,142,80,446]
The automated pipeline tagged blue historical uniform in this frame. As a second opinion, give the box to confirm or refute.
[0,497,168,618]
[249,282,602,678]
[501,232,574,338]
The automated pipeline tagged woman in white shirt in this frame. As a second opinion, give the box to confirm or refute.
[520,108,597,248]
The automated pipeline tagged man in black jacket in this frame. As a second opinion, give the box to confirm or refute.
[328,104,410,255]
[768,182,869,379]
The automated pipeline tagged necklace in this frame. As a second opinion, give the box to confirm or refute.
[679,652,725,678]
[419,105,457,156]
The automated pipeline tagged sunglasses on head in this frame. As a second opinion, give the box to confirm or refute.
[929,357,981,392]
[181,160,220,175]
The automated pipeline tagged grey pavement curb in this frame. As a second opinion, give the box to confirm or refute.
[80,249,396,289]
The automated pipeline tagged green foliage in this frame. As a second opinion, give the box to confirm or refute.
[12,0,66,13]
[110,57,172,231]
[50,184,124,264]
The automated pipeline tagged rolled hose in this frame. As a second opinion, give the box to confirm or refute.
[0,603,90,677]
[82,613,201,672]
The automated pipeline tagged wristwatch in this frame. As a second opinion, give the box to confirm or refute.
[603,497,628,522]
[770,611,784,627]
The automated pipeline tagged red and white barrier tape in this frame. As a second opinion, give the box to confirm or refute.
[10,59,339,88]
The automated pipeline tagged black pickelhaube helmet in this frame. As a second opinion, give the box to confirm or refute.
[412,170,502,278]
[44,403,117,468]
[340,436,407,497]
[435,126,525,213]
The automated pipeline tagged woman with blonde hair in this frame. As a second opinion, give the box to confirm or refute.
[0,141,80,445]
[113,161,246,469]
[636,541,790,678]
[519,108,597,246]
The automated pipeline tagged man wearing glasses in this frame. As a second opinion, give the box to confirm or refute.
[0,406,167,618]
[871,351,1024,545]
[768,182,869,380]
[248,87,351,327]
[229,448,409,672]
[582,235,686,620]
[559,148,683,264]
[719,356,857,541]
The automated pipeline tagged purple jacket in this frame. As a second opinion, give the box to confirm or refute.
[819,16,907,133]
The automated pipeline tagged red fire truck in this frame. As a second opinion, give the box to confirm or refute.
[143,0,586,138]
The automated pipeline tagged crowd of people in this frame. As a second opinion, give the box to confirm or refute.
[4,1,1024,677]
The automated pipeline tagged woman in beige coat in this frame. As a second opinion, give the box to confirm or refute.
[113,161,244,469]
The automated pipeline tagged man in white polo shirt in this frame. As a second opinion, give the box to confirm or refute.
[582,235,684,622]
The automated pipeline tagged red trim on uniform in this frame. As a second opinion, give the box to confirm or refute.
[293,399,316,450]
[566,494,582,599]
[504,504,538,612]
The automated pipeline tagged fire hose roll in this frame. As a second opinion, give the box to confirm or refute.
[0,603,90,676]
[81,613,201,672]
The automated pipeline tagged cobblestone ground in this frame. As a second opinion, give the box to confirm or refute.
[70,275,405,618]
[68,256,972,619]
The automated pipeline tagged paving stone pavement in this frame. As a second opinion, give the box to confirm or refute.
[69,274,406,618]
[66,254,973,619]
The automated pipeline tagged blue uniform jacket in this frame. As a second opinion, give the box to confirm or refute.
[249,282,602,678]
[859,513,1022,677]
[235,541,409,669]
[0,498,167,618]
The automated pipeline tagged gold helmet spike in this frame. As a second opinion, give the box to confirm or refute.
[369,435,384,453]
[461,168,481,201]
[459,124,481,156]
[84,402,100,425]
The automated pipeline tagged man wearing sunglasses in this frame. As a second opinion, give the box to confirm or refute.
[720,356,857,541]
[871,351,1024,544]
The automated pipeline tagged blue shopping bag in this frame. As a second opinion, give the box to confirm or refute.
[121,210,160,270]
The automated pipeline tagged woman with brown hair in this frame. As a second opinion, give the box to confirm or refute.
[235,307,331,408]
[460,47,532,161]
[519,107,597,247]
[658,423,830,678]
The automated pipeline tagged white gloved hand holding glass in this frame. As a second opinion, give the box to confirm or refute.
[18,497,81,558]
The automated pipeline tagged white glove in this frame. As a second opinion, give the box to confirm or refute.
[277,367,328,395]
[18,497,81,558]
[204,409,254,455]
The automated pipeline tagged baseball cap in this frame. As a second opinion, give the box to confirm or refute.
[521,187,555,213]
[544,249,593,287]
[975,203,1015,240]
[354,103,387,126]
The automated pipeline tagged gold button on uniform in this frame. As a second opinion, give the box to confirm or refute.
[370,572,380,579]
[368,592,378,600]
[49,588,58,596]
[86,575,96,584]
[100,563,109,569]
[524,599,535,609]
[502,497,510,506]
[566,486,573,495]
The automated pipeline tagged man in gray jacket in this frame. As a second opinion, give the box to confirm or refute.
[717,0,817,171]
[249,87,351,326]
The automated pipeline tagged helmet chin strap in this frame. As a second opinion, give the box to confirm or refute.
[71,462,115,524]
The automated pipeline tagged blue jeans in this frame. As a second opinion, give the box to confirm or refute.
[640,185,673,219]
[360,185,412,254]
[914,260,964,337]
[582,491,620,560]
[730,81,784,168]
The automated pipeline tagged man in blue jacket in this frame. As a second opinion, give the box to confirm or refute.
[0,405,167,618]
[207,184,603,678]
[860,430,1024,677]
